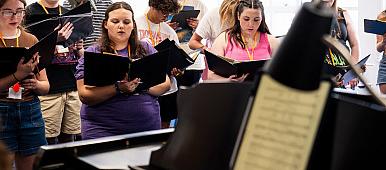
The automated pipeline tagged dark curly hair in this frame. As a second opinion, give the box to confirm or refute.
[99,2,145,59]
[0,0,26,8]
[148,0,181,14]
[228,0,270,49]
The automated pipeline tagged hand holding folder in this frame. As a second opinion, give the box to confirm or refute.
[0,29,58,78]
[170,10,200,29]
[83,50,169,92]
[155,39,197,72]
[204,50,268,81]
[24,1,93,47]
[341,54,370,85]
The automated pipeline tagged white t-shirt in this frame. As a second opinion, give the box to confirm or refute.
[136,14,180,45]
[136,14,180,94]
[179,0,208,20]
[195,7,223,48]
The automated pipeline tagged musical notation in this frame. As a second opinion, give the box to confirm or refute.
[234,74,330,170]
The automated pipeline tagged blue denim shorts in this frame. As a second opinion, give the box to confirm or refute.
[378,56,386,85]
[0,97,47,156]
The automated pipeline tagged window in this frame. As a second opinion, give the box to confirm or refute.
[262,0,358,36]
[262,0,302,36]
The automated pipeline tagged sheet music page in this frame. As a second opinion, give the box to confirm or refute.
[234,74,330,170]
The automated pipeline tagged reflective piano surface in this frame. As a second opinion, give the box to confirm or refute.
[77,144,162,169]
[34,128,174,170]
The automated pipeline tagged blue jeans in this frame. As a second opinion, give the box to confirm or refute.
[0,97,47,156]
[378,56,386,85]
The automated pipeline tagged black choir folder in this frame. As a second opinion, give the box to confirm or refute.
[83,50,169,91]
[171,10,200,29]
[205,50,268,80]
[364,19,386,35]
[0,29,58,78]
[24,1,93,47]
[154,39,196,71]
[341,54,370,85]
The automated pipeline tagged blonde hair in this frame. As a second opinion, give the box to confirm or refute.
[219,0,239,30]
[331,0,338,11]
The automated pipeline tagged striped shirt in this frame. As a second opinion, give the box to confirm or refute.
[63,0,112,48]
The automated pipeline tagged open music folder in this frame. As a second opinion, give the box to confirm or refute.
[204,50,268,80]
[341,54,370,85]
[24,1,93,47]
[83,50,169,92]
[154,38,197,72]
[0,29,58,78]
[170,10,200,29]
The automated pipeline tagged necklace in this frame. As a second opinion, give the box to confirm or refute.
[0,29,20,47]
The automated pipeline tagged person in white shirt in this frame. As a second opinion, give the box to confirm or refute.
[136,0,181,128]
[167,0,208,91]
[188,0,239,79]
[136,0,180,46]
[189,0,238,49]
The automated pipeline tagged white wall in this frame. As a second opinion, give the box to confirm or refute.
[112,0,223,17]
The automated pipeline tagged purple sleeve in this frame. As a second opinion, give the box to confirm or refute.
[75,45,100,80]
[140,40,157,55]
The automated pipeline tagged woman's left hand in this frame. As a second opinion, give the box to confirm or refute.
[229,74,248,82]
[117,78,141,93]
[20,73,38,90]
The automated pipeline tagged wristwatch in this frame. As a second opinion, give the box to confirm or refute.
[114,81,124,94]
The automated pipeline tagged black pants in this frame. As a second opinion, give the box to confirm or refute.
[159,70,203,123]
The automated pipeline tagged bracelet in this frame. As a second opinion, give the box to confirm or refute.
[12,73,20,82]
[114,81,124,94]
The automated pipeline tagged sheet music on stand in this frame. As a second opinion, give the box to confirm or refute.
[232,74,331,170]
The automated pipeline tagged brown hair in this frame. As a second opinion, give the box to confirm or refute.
[228,0,270,49]
[0,0,26,8]
[148,0,180,14]
[99,2,145,59]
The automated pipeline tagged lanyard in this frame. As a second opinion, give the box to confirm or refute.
[38,0,62,15]
[0,29,19,47]
[241,32,259,61]
[114,44,131,57]
[1,30,20,92]
[145,13,161,46]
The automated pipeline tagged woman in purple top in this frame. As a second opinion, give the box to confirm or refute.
[75,2,171,139]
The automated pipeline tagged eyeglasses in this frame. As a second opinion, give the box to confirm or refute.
[159,10,170,16]
[1,9,25,17]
